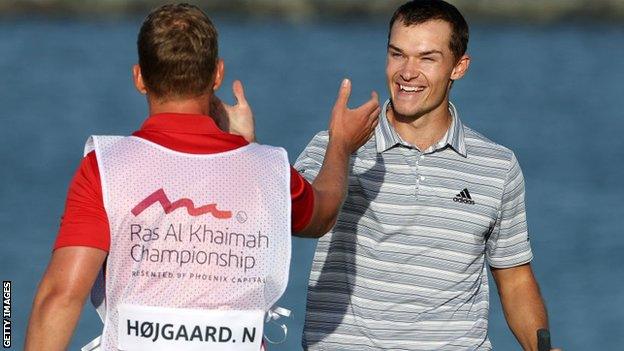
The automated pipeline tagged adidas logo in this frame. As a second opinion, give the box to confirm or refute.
[453,188,475,205]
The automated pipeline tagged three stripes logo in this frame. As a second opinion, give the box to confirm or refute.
[453,188,475,205]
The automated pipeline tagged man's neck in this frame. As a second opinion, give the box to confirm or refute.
[387,100,452,151]
[147,93,212,116]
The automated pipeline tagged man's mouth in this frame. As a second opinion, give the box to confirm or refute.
[398,84,425,93]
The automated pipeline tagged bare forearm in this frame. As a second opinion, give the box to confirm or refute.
[493,264,548,351]
[25,291,84,350]
[297,140,351,237]
[502,284,547,349]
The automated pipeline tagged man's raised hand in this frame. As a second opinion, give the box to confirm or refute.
[210,80,256,142]
[328,79,380,153]
[296,80,381,238]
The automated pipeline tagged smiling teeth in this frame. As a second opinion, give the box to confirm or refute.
[400,84,423,92]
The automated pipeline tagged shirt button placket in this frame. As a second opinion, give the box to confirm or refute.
[400,147,420,198]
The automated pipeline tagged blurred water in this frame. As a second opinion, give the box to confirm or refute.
[1,17,623,350]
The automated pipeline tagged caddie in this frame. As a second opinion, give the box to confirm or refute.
[25,3,380,350]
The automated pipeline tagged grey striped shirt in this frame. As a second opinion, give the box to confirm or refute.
[295,100,533,350]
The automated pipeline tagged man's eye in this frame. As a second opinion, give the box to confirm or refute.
[422,57,435,62]
[390,52,402,58]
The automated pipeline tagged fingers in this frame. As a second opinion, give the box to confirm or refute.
[361,106,381,135]
[367,107,381,129]
[356,90,380,115]
[370,106,381,121]
[334,78,352,109]
[370,90,379,103]
[357,107,380,146]
[232,80,248,107]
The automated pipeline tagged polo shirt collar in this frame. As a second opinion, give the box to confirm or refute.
[375,100,404,153]
[375,99,467,157]
[139,113,224,135]
[438,102,467,157]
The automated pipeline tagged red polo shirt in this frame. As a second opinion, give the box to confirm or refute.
[54,113,314,251]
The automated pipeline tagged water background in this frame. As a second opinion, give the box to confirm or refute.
[1,16,623,350]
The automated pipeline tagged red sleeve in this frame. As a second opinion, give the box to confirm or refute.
[54,151,110,251]
[290,166,314,233]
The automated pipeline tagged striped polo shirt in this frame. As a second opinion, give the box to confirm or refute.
[295,100,533,350]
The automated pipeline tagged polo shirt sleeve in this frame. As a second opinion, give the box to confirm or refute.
[294,131,329,183]
[486,152,533,268]
[53,151,110,252]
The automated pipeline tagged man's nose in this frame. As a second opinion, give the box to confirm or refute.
[400,59,421,81]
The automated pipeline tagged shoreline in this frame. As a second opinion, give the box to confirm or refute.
[1,0,624,23]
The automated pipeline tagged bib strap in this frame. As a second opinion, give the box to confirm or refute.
[81,336,101,351]
[263,306,291,345]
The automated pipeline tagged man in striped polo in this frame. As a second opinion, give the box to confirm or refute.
[296,1,555,350]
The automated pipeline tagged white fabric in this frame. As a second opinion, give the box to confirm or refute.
[84,136,291,350]
[81,336,101,351]
[117,304,264,351]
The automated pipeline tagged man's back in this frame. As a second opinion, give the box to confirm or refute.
[55,113,315,252]
[90,133,290,350]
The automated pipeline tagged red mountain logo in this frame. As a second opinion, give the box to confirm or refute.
[131,188,232,218]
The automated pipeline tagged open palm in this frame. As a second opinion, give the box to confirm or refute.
[211,80,255,142]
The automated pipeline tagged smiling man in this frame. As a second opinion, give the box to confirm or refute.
[295,1,556,350]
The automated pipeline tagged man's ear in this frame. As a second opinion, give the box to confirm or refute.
[212,59,225,92]
[450,54,470,81]
[132,64,148,95]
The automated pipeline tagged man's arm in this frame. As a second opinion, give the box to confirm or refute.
[25,246,106,351]
[491,263,552,351]
[213,78,379,237]
[294,139,352,238]
[211,79,379,237]
[486,151,559,350]
[295,79,379,238]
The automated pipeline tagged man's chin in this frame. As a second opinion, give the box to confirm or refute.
[391,104,424,120]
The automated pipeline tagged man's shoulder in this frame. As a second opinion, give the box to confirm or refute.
[297,131,329,159]
[297,129,377,162]
[294,131,329,179]
[463,125,515,161]
[248,142,288,157]
[309,130,330,145]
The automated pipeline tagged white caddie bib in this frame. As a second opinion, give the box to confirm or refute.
[83,136,291,351]
[117,305,264,351]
